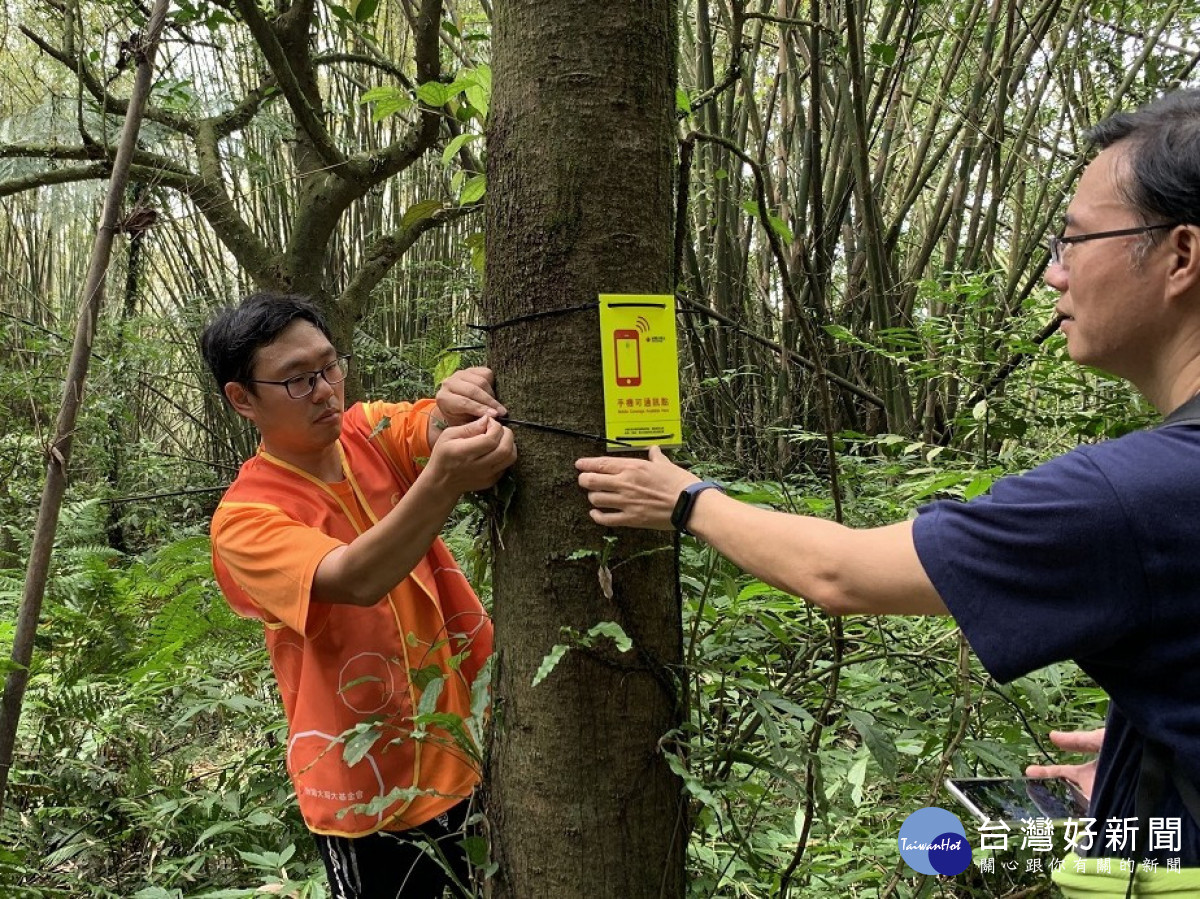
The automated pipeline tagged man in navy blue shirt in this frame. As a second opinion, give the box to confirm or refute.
[578,90,1200,884]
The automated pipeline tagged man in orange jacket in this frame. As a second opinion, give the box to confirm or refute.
[202,293,516,898]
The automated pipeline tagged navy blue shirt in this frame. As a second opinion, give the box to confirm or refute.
[913,424,1200,863]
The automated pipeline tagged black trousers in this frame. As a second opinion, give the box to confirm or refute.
[314,800,472,899]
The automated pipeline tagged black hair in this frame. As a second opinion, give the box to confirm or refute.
[1087,89,1200,228]
[200,292,334,394]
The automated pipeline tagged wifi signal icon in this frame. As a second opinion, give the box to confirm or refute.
[635,316,651,334]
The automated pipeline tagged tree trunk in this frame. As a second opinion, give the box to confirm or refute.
[483,1,686,896]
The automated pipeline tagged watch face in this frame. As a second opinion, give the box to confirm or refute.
[670,488,694,533]
[673,482,722,534]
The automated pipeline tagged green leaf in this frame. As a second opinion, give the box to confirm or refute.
[759,690,815,724]
[962,738,1026,777]
[442,132,481,166]
[343,722,384,767]
[410,664,442,691]
[532,644,569,687]
[341,674,384,692]
[468,655,493,744]
[824,324,857,343]
[400,199,444,232]
[468,231,485,273]
[416,675,444,716]
[193,820,243,847]
[459,174,486,205]
[767,212,794,244]
[433,352,462,386]
[416,81,454,107]
[368,414,392,440]
[347,785,427,817]
[846,710,898,778]
[360,86,412,122]
[675,87,691,114]
[463,66,491,117]
[738,199,793,242]
[461,835,489,866]
[352,0,379,22]
[962,473,995,500]
[664,749,720,810]
[869,41,898,65]
[586,620,632,653]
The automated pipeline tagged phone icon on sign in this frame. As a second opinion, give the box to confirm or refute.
[614,329,641,387]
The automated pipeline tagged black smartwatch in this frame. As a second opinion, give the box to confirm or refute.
[670,480,725,536]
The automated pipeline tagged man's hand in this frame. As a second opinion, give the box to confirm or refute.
[576,446,699,530]
[426,415,517,496]
[435,367,507,430]
[1026,728,1104,801]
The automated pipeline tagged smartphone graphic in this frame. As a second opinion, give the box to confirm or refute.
[614,329,641,387]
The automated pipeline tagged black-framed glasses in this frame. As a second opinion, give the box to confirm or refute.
[1048,223,1178,267]
[247,354,352,399]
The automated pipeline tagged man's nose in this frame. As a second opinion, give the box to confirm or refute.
[1044,260,1068,292]
[310,372,336,401]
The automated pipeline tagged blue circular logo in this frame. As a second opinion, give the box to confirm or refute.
[898,807,971,876]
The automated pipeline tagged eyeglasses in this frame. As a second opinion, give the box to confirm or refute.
[247,354,351,399]
[1048,223,1178,267]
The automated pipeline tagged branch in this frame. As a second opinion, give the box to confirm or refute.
[340,202,477,321]
[675,294,885,410]
[345,0,443,184]
[229,0,348,174]
[282,0,446,273]
[0,162,111,198]
[962,314,1065,411]
[18,25,197,137]
[314,51,415,91]
[0,140,194,179]
[211,76,281,139]
[171,171,283,287]
[0,138,276,284]
[677,47,744,122]
[100,485,228,506]
[742,11,838,35]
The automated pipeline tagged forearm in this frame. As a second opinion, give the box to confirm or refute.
[685,492,947,616]
[312,473,460,606]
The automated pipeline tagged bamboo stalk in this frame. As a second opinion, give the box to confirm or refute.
[0,0,170,815]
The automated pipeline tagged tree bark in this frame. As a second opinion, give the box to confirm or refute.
[483,1,686,896]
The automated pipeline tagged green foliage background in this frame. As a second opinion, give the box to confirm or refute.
[0,0,1190,893]
[0,288,1149,897]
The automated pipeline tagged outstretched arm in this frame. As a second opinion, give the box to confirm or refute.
[576,446,946,616]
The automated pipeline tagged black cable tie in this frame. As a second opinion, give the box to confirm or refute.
[467,301,600,333]
[605,302,669,309]
[500,416,637,448]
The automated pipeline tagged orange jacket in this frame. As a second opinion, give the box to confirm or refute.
[211,400,492,836]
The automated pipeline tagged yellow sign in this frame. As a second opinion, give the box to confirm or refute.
[599,294,682,450]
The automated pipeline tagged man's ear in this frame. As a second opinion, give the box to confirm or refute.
[224,381,256,420]
[1165,225,1200,302]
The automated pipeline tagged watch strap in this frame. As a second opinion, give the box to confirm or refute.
[670,480,725,535]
